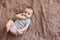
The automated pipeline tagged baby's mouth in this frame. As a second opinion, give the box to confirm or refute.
[23,14,27,18]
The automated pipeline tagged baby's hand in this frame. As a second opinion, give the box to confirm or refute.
[16,14,26,19]
[17,29,22,32]
[22,16,26,19]
[17,29,23,34]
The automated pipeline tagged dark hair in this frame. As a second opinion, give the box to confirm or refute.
[26,6,33,10]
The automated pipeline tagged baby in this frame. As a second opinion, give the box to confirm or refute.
[6,7,33,36]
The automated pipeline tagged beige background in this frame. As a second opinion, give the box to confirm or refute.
[0,0,60,40]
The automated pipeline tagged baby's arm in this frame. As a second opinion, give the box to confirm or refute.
[16,14,26,19]
[21,24,29,31]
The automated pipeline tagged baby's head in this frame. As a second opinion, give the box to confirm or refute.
[23,6,33,18]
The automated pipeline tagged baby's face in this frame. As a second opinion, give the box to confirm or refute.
[23,8,33,18]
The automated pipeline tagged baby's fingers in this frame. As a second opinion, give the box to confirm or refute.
[17,30,23,34]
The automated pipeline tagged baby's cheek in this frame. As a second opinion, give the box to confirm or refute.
[29,15,31,17]
[27,16,30,18]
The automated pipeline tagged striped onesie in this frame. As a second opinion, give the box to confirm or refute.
[11,13,31,30]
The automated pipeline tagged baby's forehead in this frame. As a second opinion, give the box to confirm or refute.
[25,8,33,10]
[25,8,33,12]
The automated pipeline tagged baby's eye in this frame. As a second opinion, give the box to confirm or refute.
[28,13,30,15]
[25,11,27,13]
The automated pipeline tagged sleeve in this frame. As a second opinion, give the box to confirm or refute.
[26,19,31,24]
